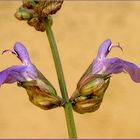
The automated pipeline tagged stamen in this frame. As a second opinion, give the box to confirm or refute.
[108,42,123,52]
[2,49,18,56]
[13,50,19,57]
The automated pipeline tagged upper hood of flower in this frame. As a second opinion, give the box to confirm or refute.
[2,42,32,65]
[95,39,122,62]
[92,39,123,74]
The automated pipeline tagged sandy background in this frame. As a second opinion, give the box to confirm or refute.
[0,1,140,138]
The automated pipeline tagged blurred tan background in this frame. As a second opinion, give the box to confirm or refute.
[0,1,140,138]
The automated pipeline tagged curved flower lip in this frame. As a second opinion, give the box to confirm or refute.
[92,39,140,83]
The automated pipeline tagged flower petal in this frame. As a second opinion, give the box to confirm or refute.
[95,39,112,62]
[0,66,26,85]
[0,65,37,86]
[94,39,122,63]
[13,42,31,65]
[97,57,140,83]
[122,60,140,83]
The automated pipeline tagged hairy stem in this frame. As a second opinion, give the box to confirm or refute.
[44,17,77,138]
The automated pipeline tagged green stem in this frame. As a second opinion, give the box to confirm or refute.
[44,17,77,138]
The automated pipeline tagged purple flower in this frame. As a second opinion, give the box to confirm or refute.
[0,42,37,85]
[92,39,140,82]
[71,39,140,114]
[0,42,61,110]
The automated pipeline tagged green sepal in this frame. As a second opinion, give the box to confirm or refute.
[17,79,62,110]
[70,74,110,114]
[15,8,33,20]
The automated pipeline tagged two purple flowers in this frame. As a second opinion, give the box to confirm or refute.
[1,39,140,113]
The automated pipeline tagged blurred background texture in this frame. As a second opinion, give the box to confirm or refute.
[0,1,140,138]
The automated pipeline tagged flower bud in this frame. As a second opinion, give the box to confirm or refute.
[17,79,62,110]
[70,75,110,114]
[15,0,63,32]
[27,17,46,32]
[27,15,53,32]
[34,0,64,17]
[22,0,34,9]
[15,7,33,20]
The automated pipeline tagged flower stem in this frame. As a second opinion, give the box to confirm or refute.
[44,17,77,138]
